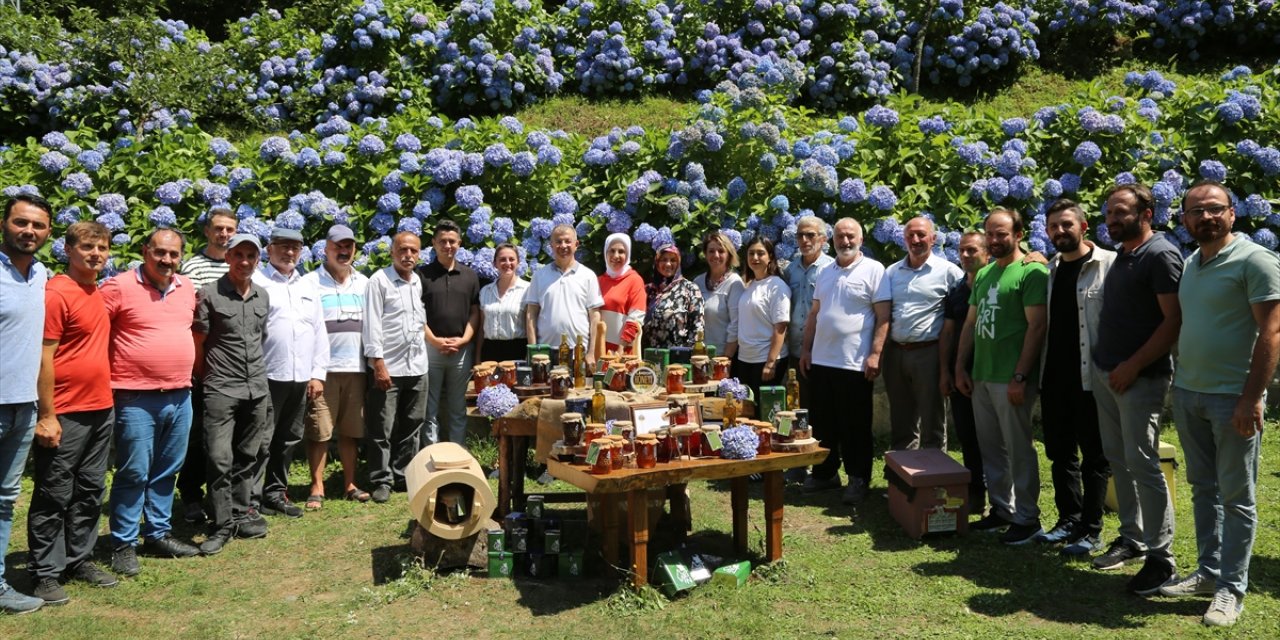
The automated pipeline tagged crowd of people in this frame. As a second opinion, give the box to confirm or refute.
[0,179,1275,628]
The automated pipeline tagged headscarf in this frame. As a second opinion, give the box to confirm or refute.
[645,243,684,309]
[603,232,632,278]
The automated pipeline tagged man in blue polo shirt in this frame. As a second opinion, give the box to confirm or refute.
[1158,180,1280,627]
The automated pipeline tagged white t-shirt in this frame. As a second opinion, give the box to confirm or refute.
[811,255,885,371]
[694,271,744,354]
[523,261,604,343]
[737,275,791,364]
[480,278,530,341]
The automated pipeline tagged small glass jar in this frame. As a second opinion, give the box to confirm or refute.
[599,354,620,372]
[584,424,607,448]
[531,355,551,385]
[672,425,699,458]
[636,434,658,469]
[590,443,612,475]
[560,412,584,447]
[516,365,533,387]
[549,367,571,399]
[701,425,722,458]
[773,410,796,444]
[793,408,811,440]
[756,426,774,456]
[712,357,732,381]
[621,355,641,372]
[472,364,493,393]
[614,420,635,454]
[667,394,690,427]
[608,363,629,392]
[656,428,675,463]
[690,356,711,384]
[498,361,517,387]
[665,365,687,394]
[607,436,626,470]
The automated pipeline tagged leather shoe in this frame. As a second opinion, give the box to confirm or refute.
[142,534,201,558]
[371,485,391,504]
[200,528,234,556]
[260,496,304,518]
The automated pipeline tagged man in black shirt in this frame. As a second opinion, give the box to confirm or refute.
[939,231,988,514]
[418,220,481,446]
[1038,200,1115,556]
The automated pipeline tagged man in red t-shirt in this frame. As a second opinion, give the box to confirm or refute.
[28,221,119,605]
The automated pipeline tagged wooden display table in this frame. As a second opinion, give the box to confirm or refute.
[489,415,583,516]
[547,448,828,588]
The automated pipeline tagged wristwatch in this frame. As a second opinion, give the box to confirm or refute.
[1012,372,1028,383]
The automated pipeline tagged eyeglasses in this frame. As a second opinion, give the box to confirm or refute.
[1184,204,1230,218]
[796,231,820,240]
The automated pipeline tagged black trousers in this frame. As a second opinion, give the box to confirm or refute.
[257,380,308,502]
[808,365,874,484]
[176,382,207,506]
[204,392,271,529]
[736,359,783,413]
[950,390,986,503]
[366,374,426,490]
[1040,373,1109,535]
[27,408,114,579]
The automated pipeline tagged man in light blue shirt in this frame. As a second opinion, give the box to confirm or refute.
[0,195,52,614]
[784,216,833,483]
[874,217,963,451]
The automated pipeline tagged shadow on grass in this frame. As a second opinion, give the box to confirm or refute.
[1247,554,1280,600]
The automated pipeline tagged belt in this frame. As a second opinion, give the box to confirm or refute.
[892,339,939,351]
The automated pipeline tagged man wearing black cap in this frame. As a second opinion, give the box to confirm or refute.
[194,234,272,554]
[250,227,328,519]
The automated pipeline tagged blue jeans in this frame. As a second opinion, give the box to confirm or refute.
[109,389,193,546]
[1172,387,1260,597]
[0,402,37,591]
[425,343,472,446]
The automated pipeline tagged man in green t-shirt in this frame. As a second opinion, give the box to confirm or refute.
[956,208,1049,545]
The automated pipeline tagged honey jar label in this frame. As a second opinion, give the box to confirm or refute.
[705,432,723,452]
[777,416,793,436]
[585,441,602,465]
[604,368,617,386]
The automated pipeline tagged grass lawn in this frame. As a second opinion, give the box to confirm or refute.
[2,416,1279,639]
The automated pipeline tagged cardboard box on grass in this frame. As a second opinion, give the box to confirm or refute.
[884,448,971,539]
[712,561,751,588]
[488,551,514,578]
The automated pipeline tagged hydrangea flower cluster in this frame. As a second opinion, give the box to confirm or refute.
[476,383,519,418]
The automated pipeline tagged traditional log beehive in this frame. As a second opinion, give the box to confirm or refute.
[405,442,497,540]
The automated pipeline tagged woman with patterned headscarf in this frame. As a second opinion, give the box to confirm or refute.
[643,243,705,350]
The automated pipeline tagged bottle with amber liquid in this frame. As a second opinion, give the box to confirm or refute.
[786,367,800,410]
[558,334,572,372]
[573,335,587,388]
[591,380,607,423]
[692,329,707,358]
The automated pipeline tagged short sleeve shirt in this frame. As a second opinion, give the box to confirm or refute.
[943,279,973,373]
[524,261,604,344]
[1175,236,1280,395]
[0,252,47,404]
[737,275,791,363]
[811,255,885,371]
[303,267,368,373]
[194,276,270,400]
[100,269,198,391]
[480,279,529,341]
[969,260,1049,383]
[784,253,833,355]
[418,260,481,338]
[874,253,964,343]
[1093,232,1183,375]
[43,275,113,413]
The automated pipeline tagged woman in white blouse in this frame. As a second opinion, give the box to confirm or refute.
[693,231,744,361]
[477,244,530,362]
[736,236,790,401]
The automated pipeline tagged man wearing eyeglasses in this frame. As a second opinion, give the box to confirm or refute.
[873,216,963,453]
[250,227,329,520]
[1159,180,1280,627]
[783,215,833,485]
[363,232,429,504]
[301,225,370,507]
[1088,183,1183,596]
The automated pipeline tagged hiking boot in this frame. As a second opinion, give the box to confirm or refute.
[111,544,140,577]
[1159,569,1216,598]
[1061,533,1102,558]
[67,562,118,588]
[802,475,841,494]
[1128,557,1175,596]
[235,509,269,539]
[32,578,67,606]
[0,584,43,615]
[1037,519,1076,544]
[1202,588,1243,627]
[970,512,1012,532]
[842,477,868,505]
[1092,537,1145,571]
[142,534,201,558]
[1000,522,1043,546]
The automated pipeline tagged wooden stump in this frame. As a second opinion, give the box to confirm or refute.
[409,518,502,570]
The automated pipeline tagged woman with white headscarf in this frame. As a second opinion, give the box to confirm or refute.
[597,232,646,353]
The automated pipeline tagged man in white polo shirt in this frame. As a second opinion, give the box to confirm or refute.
[523,224,603,369]
[798,218,887,504]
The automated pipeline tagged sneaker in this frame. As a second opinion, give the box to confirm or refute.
[0,584,43,615]
[970,512,1013,532]
[1202,588,1243,627]
[802,475,841,494]
[183,501,206,525]
[260,495,304,518]
[784,468,808,485]
[842,478,868,505]
[371,485,392,504]
[67,562,118,588]
[1061,533,1102,558]
[1128,557,1176,595]
[1092,537,1145,571]
[32,578,68,606]
[235,509,269,539]
[1037,519,1076,544]
[111,544,140,577]
[1000,522,1043,546]
[142,534,201,558]
[200,528,234,556]
[1158,569,1216,598]
[536,470,555,485]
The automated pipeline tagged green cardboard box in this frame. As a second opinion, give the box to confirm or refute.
[487,551,513,578]
[654,550,697,597]
[544,529,561,554]
[712,561,751,587]
[643,348,670,372]
[487,528,506,553]
[526,494,545,519]
[759,386,786,423]
[558,550,584,577]
[527,552,556,578]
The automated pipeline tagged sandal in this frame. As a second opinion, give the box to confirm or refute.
[345,488,371,503]
[305,495,324,511]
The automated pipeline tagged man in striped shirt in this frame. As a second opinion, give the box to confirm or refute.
[175,208,236,526]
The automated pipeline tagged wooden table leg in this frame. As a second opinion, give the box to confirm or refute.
[731,476,749,555]
[497,432,511,517]
[601,493,620,572]
[628,489,649,588]
[763,470,784,561]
